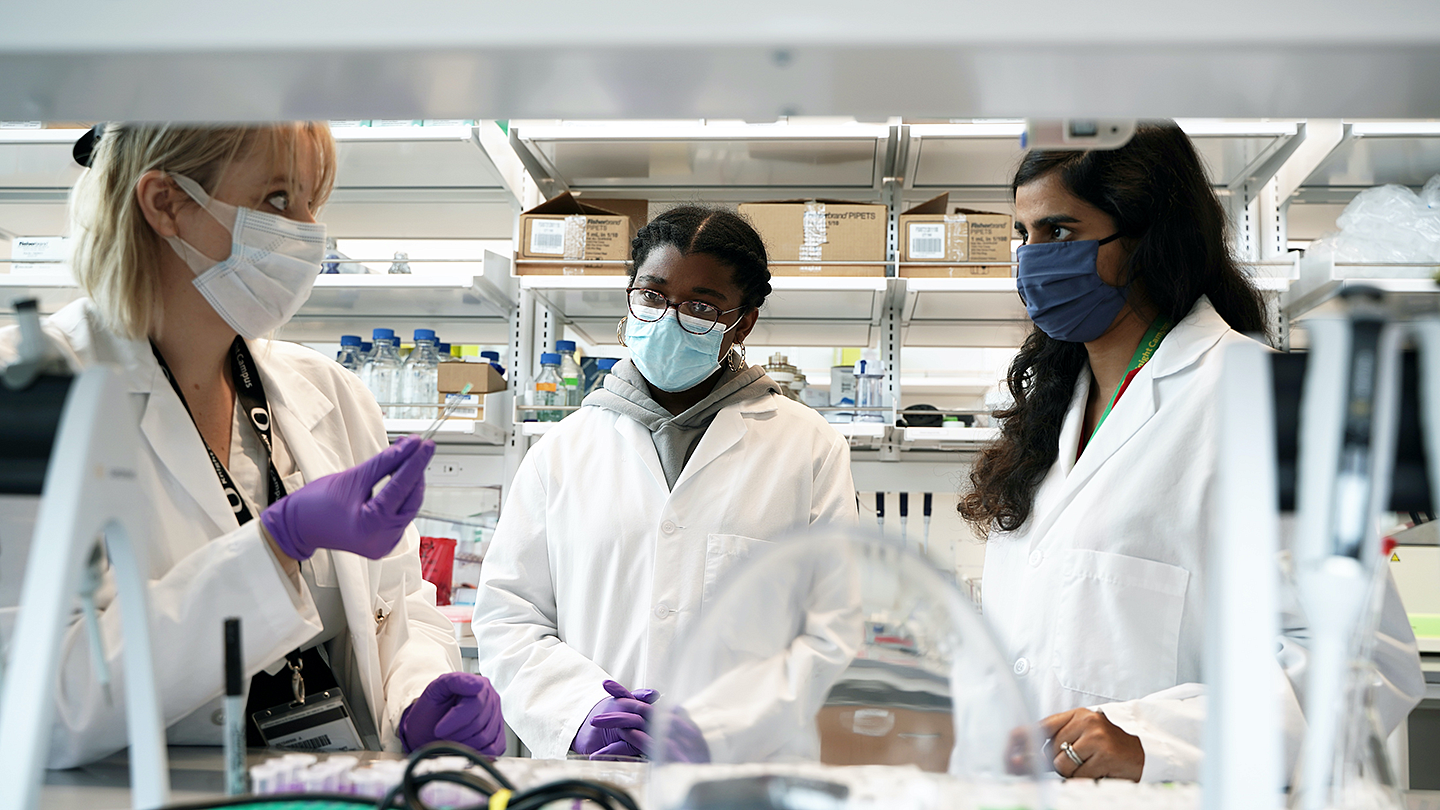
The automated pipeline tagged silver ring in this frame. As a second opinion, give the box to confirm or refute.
[1060,740,1085,768]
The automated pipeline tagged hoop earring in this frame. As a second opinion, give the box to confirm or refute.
[616,316,628,347]
[729,343,747,371]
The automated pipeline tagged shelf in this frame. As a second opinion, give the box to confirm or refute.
[385,418,507,445]
[900,277,1029,348]
[1299,121,1440,195]
[0,267,519,344]
[509,120,894,200]
[0,272,83,315]
[520,274,891,347]
[901,120,1302,207]
[902,426,999,451]
[1282,255,1439,320]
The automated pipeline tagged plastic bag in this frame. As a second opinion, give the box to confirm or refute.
[1306,175,1440,264]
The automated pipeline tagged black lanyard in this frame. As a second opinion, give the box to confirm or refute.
[150,337,288,524]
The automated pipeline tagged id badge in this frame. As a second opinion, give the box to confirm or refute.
[252,688,365,752]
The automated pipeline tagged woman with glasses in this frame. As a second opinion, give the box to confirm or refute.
[473,206,859,760]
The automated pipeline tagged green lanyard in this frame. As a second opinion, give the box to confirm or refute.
[1087,317,1173,445]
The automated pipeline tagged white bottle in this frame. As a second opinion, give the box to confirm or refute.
[555,340,582,408]
[854,351,886,423]
[400,329,440,420]
[366,328,404,417]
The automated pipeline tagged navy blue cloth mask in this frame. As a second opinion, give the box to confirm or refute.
[1015,234,1126,343]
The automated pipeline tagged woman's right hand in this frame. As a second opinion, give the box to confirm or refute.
[260,436,435,560]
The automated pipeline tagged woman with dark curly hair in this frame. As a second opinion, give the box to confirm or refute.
[960,122,1421,783]
[474,205,858,762]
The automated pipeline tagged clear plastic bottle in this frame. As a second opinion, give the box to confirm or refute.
[555,340,582,408]
[533,352,563,422]
[854,352,886,423]
[588,357,618,396]
[336,334,364,373]
[400,329,440,420]
[364,328,404,417]
[388,250,412,275]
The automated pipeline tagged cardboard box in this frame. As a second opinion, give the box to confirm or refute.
[738,200,887,276]
[898,194,1014,278]
[515,192,636,276]
[438,362,507,395]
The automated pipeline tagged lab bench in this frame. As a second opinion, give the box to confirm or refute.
[37,746,1440,810]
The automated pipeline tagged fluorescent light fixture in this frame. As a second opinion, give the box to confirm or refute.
[515,120,892,141]
[907,122,1027,139]
[1175,119,1299,136]
[330,125,475,141]
[0,128,88,143]
[903,278,1017,293]
[1349,121,1440,136]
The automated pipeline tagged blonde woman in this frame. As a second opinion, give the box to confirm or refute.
[0,123,503,766]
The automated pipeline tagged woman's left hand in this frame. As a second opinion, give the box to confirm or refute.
[1041,708,1144,781]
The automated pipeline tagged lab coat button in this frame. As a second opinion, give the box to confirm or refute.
[1013,657,1030,676]
[661,521,676,534]
[654,604,672,619]
[1028,550,1043,567]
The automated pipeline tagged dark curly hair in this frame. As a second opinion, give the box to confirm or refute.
[630,205,773,310]
[958,121,1268,536]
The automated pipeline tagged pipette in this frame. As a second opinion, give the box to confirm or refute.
[419,383,473,441]
[899,493,909,549]
[923,493,933,554]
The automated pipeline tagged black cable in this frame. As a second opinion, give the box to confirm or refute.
[383,741,639,810]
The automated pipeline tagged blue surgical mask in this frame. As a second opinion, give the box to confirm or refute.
[625,312,732,393]
[1015,234,1126,343]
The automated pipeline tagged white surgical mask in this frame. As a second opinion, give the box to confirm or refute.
[164,173,326,339]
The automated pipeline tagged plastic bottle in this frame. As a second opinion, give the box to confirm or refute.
[388,251,412,275]
[555,340,582,408]
[854,351,886,423]
[400,329,440,420]
[533,353,564,422]
[480,350,506,377]
[335,335,364,373]
[364,328,404,417]
[588,357,619,396]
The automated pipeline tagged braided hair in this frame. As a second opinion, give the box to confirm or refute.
[630,206,773,310]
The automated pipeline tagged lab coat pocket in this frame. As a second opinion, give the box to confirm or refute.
[702,534,774,608]
[1053,549,1189,702]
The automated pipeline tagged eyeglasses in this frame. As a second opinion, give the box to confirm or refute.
[627,287,747,336]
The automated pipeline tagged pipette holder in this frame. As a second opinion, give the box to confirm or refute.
[0,365,170,809]
[1287,294,1429,810]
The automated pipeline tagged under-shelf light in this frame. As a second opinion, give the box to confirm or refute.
[0,128,89,143]
[515,119,893,141]
[1348,121,1440,137]
[1174,119,1300,137]
[330,125,476,142]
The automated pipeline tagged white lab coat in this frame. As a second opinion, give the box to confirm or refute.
[0,299,459,768]
[473,391,858,760]
[981,296,1424,783]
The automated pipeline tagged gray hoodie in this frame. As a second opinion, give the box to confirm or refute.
[585,358,781,490]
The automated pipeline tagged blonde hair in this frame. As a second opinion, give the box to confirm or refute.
[69,123,337,340]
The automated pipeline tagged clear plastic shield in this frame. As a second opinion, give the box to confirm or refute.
[649,529,1046,810]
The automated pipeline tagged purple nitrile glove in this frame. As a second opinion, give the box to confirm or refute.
[572,680,659,760]
[261,436,436,560]
[397,672,506,756]
[592,702,711,763]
